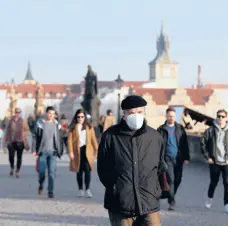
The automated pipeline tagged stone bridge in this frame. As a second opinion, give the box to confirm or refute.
[0,149,227,226]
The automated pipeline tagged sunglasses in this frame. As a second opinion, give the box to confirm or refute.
[15,112,21,114]
[217,115,226,118]
[77,116,84,119]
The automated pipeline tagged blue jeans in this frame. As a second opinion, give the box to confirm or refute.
[38,151,57,194]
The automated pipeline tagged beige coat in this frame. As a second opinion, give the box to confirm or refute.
[103,115,116,132]
[67,124,98,172]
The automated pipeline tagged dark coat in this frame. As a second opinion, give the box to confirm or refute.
[201,125,228,161]
[27,117,37,134]
[157,122,190,162]
[97,120,165,217]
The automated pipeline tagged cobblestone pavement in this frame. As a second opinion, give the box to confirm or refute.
[0,151,227,226]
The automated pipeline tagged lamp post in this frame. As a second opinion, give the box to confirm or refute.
[115,74,124,123]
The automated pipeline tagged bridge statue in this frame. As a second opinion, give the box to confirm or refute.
[34,82,45,119]
[8,84,18,118]
[81,65,100,127]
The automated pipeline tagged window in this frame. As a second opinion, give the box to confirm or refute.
[45,93,50,98]
[172,106,184,123]
[28,93,33,98]
[163,68,171,77]
[56,93,61,98]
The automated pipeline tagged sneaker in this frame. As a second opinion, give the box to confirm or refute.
[85,189,92,198]
[77,190,84,197]
[48,193,54,198]
[15,170,19,178]
[205,198,213,209]
[168,200,176,211]
[38,187,44,195]
[225,204,228,213]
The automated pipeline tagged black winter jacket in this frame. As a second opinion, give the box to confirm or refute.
[97,120,165,217]
[157,122,190,162]
[201,125,228,161]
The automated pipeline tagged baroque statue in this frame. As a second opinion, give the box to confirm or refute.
[34,82,45,118]
[8,84,17,118]
[81,65,100,127]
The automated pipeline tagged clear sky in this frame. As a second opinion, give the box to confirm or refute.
[0,0,227,86]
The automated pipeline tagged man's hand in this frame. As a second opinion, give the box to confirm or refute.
[32,152,37,157]
[69,152,74,160]
[208,158,214,164]
[184,160,189,165]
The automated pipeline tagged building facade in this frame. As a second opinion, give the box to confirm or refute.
[0,23,227,125]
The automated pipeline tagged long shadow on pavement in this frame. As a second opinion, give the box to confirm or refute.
[0,212,109,225]
[0,163,105,205]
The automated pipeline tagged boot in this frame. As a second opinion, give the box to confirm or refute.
[10,168,14,176]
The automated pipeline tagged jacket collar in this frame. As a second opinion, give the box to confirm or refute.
[11,116,22,123]
[160,121,180,129]
[37,118,61,129]
[118,119,147,136]
[213,120,228,131]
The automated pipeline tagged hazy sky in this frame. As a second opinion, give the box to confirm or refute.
[0,0,227,86]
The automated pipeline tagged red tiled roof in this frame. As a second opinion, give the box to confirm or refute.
[134,88,175,105]
[80,81,115,89]
[0,84,9,90]
[205,84,228,89]
[0,83,80,99]
[98,81,116,88]
[134,88,213,105]
[123,81,146,88]
[186,88,213,105]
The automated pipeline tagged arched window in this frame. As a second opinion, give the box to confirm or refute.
[27,93,33,98]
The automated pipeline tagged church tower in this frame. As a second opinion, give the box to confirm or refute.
[148,23,179,88]
[23,62,36,84]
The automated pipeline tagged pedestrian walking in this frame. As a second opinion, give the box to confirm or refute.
[27,114,37,152]
[97,95,165,226]
[97,115,105,142]
[201,109,228,212]
[33,106,63,198]
[157,107,190,210]
[103,109,116,132]
[4,108,30,178]
[68,109,98,198]
[0,126,3,151]
[60,114,69,153]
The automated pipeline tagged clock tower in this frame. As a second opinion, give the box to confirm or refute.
[148,23,179,88]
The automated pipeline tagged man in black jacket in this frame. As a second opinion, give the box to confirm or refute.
[157,107,190,210]
[97,95,165,226]
[201,109,228,212]
[33,106,63,198]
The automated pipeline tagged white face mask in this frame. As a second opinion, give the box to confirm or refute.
[126,113,144,130]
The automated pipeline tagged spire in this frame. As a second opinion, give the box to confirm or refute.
[160,20,164,36]
[24,62,34,81]
[197,65,203,88]
[149,22,170,64]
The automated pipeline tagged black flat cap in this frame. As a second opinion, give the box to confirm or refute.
[121,95,147,110]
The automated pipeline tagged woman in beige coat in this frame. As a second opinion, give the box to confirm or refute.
[68,109,98,198]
